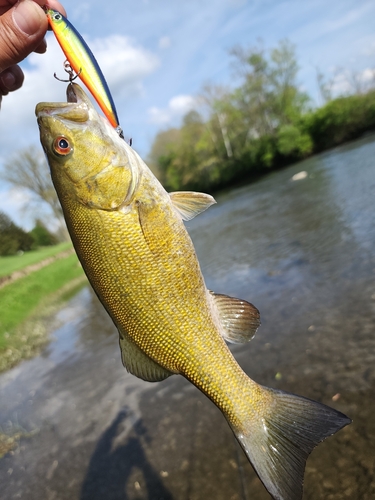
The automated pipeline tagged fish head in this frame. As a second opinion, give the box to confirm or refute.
[35,83,138,211]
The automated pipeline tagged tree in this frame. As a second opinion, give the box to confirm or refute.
[0,211,34,256]
[199,85,236,159]
[160,111,208,190]
[229,40,313,161]
[316,67,334,105]
[147,127,181,179]
[148,39,318,191]
[148,111,220,191]
[1,146,67,238]
[230,40,310,141]
[29,219,57,247]
[230,42,275,140]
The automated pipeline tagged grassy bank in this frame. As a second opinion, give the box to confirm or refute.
[0,241,72,278]
[0,253,86,372]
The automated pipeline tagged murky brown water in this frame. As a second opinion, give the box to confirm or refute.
[1,135,375,499]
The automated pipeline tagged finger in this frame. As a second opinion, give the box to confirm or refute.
[43,1,68,31]
[0,1,17,17]
[0,1,66,22]
[0,64,24,95]
[0,0,48,73]
[40,0,67,17]
[0,0,66,13]
[34,37,47,54]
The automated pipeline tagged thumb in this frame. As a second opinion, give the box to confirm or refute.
[0,0,48,73]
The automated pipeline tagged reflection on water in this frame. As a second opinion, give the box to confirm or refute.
[0,135,374,499]
[189,136,375,296]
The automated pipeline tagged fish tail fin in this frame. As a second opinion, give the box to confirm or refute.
[230,385,351,500]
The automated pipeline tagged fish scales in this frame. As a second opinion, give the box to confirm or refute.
[36,83,351,500]
[64,173,253,427]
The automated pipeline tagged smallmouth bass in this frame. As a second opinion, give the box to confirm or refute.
[36,84,350,500]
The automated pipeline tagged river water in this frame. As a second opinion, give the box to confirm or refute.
[1,135,375,499]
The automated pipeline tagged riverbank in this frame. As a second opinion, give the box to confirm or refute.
[151,89,375,194]
[0,248,86,372]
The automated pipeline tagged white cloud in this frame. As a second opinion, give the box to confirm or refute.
[0,38,65,162]
[88,35,159,96]
[0,187,34,230]
[330,67,375,96]
[158,36,171,49]
[1,187,32,208]
[330,72,352,96]
[323,7,368,34]
[70,3,91,24]
[0,32,159,161]
[148,95,197,125]
[361,68,375,83]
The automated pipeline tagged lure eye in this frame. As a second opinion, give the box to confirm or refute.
[53,13,62,21]
[53,136,72,156]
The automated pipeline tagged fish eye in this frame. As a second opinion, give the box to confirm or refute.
[53,136,72,156]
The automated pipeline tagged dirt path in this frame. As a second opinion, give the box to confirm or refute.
[0,248,75,289]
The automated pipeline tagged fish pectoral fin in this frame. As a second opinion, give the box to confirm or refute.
[169,191,216,221]
[209,291,260,343]
[119,330,173,382]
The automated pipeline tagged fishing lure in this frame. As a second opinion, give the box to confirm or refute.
[45,8,123,137]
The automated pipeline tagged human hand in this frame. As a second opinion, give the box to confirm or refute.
[0,0,67,108]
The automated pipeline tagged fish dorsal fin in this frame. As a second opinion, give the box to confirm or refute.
[118,329,173,382]
[210,291,261,344]
[169,191,216,221]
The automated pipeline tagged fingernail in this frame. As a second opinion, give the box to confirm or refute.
[1,71,16,90]
[13,0,45,36]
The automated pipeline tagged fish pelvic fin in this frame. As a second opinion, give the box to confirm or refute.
[118,329,173,382]
[231,386,351,500]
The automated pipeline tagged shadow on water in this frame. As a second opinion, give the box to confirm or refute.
[81,408,173,500]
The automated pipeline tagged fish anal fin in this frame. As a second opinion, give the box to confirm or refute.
[169,191,216,221]
[210,291,260,344]
[231,386,351,500]
[119,330,173,382]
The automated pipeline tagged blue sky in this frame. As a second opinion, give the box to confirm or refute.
[1,0,375,229]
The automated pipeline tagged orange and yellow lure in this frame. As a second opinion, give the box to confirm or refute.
[45,8,122,136]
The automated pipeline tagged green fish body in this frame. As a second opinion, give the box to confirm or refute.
[36,84,350,500]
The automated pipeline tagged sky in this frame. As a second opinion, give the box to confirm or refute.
[0,0,375,230]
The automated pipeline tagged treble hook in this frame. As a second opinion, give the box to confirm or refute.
[52,59,127,142]
[54,60,82,83]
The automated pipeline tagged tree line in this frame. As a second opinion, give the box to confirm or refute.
[148,40,375,192]
[0,212,57,256]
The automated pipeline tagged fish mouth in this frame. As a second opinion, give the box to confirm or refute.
[35,83,91,123]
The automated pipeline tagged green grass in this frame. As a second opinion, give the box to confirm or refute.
[0,242,72,278]
[0,254,84,351]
